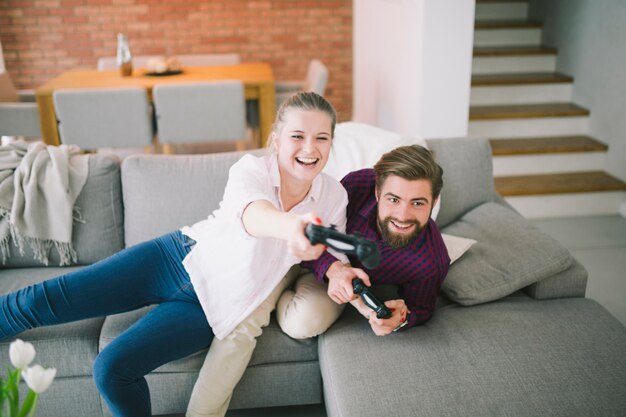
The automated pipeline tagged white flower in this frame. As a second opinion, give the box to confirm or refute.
[22,365,57,393]
[9,339,36,369]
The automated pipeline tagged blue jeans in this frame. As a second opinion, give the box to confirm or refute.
[0,231,214,417]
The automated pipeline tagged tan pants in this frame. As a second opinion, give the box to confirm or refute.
[186,266,344,417]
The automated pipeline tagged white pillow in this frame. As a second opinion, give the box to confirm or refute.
[326,122,440,219]
[441,233,477,264]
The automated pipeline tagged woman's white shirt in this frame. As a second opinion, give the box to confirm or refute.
[181,153,348,339]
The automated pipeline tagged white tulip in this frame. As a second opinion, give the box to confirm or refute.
[9,339,36,369]
[22,365,57,393]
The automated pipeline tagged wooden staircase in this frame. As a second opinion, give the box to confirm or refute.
[470,0,626,218]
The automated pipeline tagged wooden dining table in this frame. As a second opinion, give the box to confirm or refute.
[35,62,276,148]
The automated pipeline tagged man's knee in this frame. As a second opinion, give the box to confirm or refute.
[277,289,344,339]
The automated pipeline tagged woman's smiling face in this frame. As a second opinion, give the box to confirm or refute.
[273,109,333,185]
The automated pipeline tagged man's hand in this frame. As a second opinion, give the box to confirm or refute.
[367,299,409,336]
[326,261,371,304]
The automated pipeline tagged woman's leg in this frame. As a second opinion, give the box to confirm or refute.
[186,266,298,417]
[94,299,213,417]
[0,231,192,340]
[276,268,344,339]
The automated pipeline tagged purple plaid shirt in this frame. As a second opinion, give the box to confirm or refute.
[303,168,450,329]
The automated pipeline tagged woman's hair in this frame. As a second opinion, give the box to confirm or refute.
[268,91,337,147]
[373,145,444,200]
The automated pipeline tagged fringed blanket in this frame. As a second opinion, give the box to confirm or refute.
[0,140,89,266]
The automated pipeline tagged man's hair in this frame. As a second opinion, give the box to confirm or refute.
[271,91,337,139]
[373,145,444,200]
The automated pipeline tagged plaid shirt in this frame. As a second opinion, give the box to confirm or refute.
[303,168,450,328]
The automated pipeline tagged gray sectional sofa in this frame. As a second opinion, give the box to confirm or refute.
[1,136,625,417]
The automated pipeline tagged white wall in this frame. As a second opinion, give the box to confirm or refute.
[529,0,626,185]
[353,0,475,140]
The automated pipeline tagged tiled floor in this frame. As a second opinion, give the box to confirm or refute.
[167,215,626,417]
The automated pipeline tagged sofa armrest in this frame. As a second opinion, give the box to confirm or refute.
[523,257,588,299]
[426,137,495,228]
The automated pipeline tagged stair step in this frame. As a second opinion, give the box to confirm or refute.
[472,55,556,74]
[470,103,589,120]
[475,1,528,21]
[495,171,626,197]
[470,82,573,106]
[490,136,608,156]
[474,46,557,57]
[474,26,541,47]
[472,72,573,86]
[475,20,541,29]
[469,116,589,138]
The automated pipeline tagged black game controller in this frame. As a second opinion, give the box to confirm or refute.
[352,278,391,319]
[304,224,381,269]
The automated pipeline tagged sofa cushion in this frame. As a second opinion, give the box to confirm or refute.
[1,155,124,267]
[441,201,572,305]
[122,150,263,247]
[319,296,626,417]
[441,233,477,264]
[99,307,318,371]
[0,266,104,378]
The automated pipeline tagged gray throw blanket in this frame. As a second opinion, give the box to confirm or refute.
[0,140,89,266]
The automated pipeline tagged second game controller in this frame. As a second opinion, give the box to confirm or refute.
[352,278,391,319]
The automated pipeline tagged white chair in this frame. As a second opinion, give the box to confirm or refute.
[0,71,41,140]
[153,80,248,153]
[52,87,154,152]
[96,55,164,71]
[176,53,240,67]
[275,59,329,108]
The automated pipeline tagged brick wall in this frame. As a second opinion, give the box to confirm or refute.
[0,0,353,119]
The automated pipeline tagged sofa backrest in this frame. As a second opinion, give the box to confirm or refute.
[121,137,496,247]
[2,155,124,267]
[121,149,264,247]
[427,137,495,229]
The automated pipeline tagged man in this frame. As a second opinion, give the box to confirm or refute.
[278,144,450,337]
[187,144,449,417]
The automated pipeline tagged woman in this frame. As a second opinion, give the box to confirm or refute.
[0,92,348,417]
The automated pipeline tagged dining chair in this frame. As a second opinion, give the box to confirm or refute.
[0,71,41,139]
[96,55,164,71]
[176,53,240,67]
[275,59,329,108]
[52,87,154,152]
[152,80,248,153]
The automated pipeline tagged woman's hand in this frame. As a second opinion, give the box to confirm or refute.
[286,212,326,261]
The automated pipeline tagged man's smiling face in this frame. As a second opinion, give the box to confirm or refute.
[375,175,437,249]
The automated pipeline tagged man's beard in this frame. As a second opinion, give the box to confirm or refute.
[377,216,425,249]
